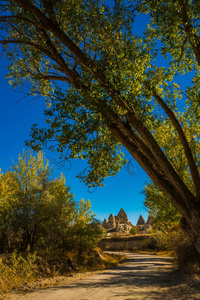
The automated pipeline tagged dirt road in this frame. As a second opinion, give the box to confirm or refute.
[9,253,200,300]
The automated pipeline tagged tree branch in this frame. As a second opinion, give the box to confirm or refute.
[12,0,107,86]
[153,91,200,199]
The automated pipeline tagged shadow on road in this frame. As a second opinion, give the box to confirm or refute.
[18,253,200,300]
[48,253,174,299]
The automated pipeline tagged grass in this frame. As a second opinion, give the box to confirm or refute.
[0,251,40,299]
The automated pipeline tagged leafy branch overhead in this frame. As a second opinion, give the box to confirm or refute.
[1,0,200,253]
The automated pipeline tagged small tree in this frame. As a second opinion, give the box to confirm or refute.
[63,200,103,256]
[0,152,103,252]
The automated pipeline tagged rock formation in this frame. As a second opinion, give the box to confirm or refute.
[147,215,153,225]
[136,215,146,226]
[102,208,133,233]
[102,218,108,228]
[102,210,153,235]
[116,208,129,224]
[107,214,116,228]
[136,215,153,233]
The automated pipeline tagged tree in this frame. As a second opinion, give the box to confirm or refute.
[0,0,200,252]
[144,182,181,231]
[144,117,200,230]
[63,200,104,258]
[0,151,63,251]
[0,151,102,252]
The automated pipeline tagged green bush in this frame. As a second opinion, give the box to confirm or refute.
[130,228,139,235]
[0,251,39,294]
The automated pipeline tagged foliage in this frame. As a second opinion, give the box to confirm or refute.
[0,251,39,295]
[58,200,104,255]
[144,116,200,229]
[144,182,181,230]
[1,1,200,250]
[76,249,125,272]
[0,151,103,253]
[0,248,125,297]
[138,227,200,274]
[130,227,139,235]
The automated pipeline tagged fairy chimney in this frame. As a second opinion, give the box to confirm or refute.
[102,218,108,228]
[147,215,153,225]
[137,215,146,226]
[117,208,129,224]
[107,213,116,228]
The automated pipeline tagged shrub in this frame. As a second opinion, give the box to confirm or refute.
[173,235,200,274]
[130,228,139,235]
[0,251,39,295]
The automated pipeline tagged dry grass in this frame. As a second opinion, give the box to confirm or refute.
[0,251,39,299]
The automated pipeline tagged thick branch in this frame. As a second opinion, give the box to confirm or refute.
[95,97,196,213]
[34,28,82,89]
[124,109,195,203]
[104,111,195,218]
[153,91,200,199]
[40,75,70,83]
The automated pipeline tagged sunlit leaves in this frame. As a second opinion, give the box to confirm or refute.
[144,115,200,227]
[137,0,200,70]
[0,151,102,252]
[1,0,200,199]
[143,181,181,230]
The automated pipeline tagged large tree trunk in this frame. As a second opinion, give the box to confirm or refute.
[104,109,200,252]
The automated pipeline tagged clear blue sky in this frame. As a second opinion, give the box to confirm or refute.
[0,9,151,225]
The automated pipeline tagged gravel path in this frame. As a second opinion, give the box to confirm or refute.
[8,253,200,300]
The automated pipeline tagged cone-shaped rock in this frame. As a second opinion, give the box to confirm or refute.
[102,218,108,228]
[147,215,153,225]
[107,213,116,228]
[137,215,146,226]
[117,208,128,223]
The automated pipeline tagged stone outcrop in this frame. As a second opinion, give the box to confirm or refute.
[136,215,153,233]
[116,208,129,224]
[136,215,146,226]
[147,215,153,225]
[102,210,153,235]
[102,218,108,228]
[102,208,133,233]
[107,214,116,228]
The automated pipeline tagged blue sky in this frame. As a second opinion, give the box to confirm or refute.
[0,8,152,225]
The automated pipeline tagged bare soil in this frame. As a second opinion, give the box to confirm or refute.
[7,253,200,300]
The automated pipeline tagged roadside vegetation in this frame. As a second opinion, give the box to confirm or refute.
[133,223,200,275]
[0,151,125,297]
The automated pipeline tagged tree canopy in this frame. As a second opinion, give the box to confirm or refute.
[144,116,200,229]
[1,0,200,251]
